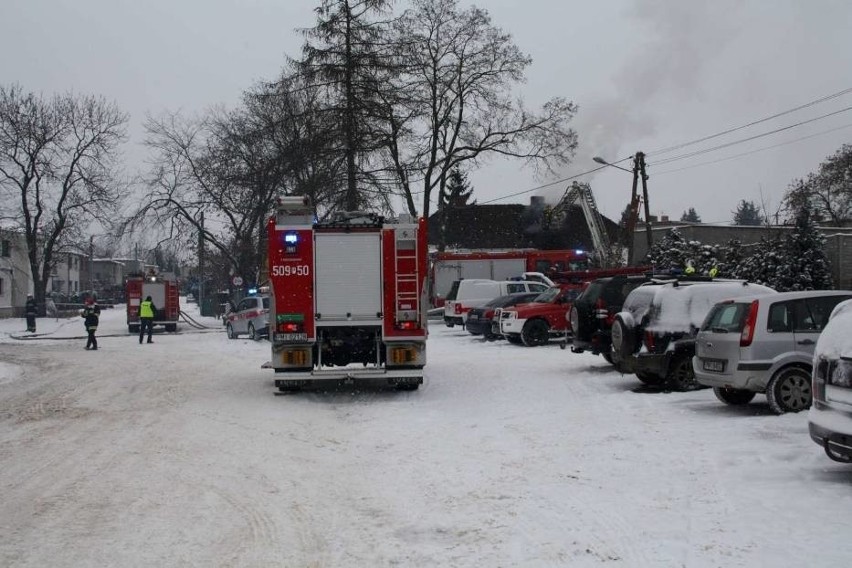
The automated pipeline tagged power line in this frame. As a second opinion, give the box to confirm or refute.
[652,122,852,176]
[648,105,852,166]
[477,156,633,205]
[647,86,852,157]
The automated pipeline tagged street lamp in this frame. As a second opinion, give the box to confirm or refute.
[593,153,653,265]
[593,156,633,174]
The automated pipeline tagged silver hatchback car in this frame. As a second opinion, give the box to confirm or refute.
[694,290,852,413]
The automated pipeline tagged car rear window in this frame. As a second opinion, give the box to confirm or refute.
[262,297,270,310]
[446,280,461,301]
[701,301,751,332]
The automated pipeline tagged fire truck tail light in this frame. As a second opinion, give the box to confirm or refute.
[278,322,303,333]
[396,321,420,331]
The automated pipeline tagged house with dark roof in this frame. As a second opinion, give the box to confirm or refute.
[427,197,620,252]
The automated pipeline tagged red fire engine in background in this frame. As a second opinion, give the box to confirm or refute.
[125,271,180,334]
[430,249,589,307]
[266,196,428,392]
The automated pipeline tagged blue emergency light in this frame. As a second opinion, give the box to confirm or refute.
[283,232,299,254]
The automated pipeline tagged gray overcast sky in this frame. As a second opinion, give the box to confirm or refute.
[3,0,852,225]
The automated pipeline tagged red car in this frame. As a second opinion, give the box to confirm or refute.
[498,284,584,346]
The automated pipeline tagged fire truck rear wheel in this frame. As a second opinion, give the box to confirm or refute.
[128,324,139,334]
[165,323,177,332]
[226,323,237,339]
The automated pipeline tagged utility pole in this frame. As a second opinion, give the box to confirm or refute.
[89,235,94,293]
[637,152,653,257]
[198,212,205,315]
[625,152,652,265]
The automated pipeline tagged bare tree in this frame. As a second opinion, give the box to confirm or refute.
[135,107,285,288]
[802,144,852,226]
[386,0,578,220]
[0,84,127,311]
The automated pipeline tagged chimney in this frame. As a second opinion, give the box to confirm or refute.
[530,196,545,208]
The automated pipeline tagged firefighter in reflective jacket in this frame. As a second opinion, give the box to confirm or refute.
[139,296,156,344]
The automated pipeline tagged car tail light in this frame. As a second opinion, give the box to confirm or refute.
[454,303,463,315]
[740,300,760,347]
[644,330,656,352]
[485,309,495,319]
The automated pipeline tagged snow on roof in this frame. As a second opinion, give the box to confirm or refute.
[817,299,852,359]
[647,282,776,333]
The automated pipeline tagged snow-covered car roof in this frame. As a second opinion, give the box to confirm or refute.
[646,281,776,333]
[817,298,852,359]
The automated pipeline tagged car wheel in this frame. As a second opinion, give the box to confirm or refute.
[713,387,756,405]
[226,323,237,339]
[521,319,550,347]
[506,334,523,345]
[635,371,665,386]
[766,366,812,414]
[666,354,699,391]
[601,352,614,364]
[248,323,259,341]
[611,316,635,362]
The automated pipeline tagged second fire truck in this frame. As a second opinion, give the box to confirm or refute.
[266,197,428,392]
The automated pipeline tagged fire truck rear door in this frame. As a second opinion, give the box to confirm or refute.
[314,232,383,323]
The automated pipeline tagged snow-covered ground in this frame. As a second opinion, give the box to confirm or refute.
[1,301,850,567]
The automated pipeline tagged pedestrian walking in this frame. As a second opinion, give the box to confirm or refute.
[81,298,101,350]
[139,295,156,344]
[25,294,38,333]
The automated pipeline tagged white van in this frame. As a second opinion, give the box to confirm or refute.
[443,279,549,327]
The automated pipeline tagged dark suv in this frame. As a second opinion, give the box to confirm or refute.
[569,275,655,363]
[611,280,776,390]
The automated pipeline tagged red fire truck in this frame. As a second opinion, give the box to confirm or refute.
[125,271,180,334]
[430,249,589,307]
[267,196,428,392]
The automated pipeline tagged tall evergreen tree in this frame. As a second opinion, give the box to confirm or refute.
[728,237,785,287]
[680,207,701,223]
[732,199,764,226]
[776,199,833,290]
[441,167,475,208]
[299,0,396,211]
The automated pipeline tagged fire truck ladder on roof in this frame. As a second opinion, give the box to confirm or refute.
[553,181,611,267]
[394,229,420,320]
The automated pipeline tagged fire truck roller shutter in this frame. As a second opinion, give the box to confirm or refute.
[314,233,383,322]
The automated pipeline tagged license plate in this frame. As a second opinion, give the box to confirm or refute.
[703,359,725,372]
[468,314,478,320]
[274,332,308,342]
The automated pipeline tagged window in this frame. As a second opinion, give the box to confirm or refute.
[0,278,4,295]
[506,283,525,294]
[767,302,792,333]
[1,240,9,257]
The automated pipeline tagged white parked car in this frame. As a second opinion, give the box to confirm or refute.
[443,278,549,327]
[225,295,270,340]
[809,299,852,462]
